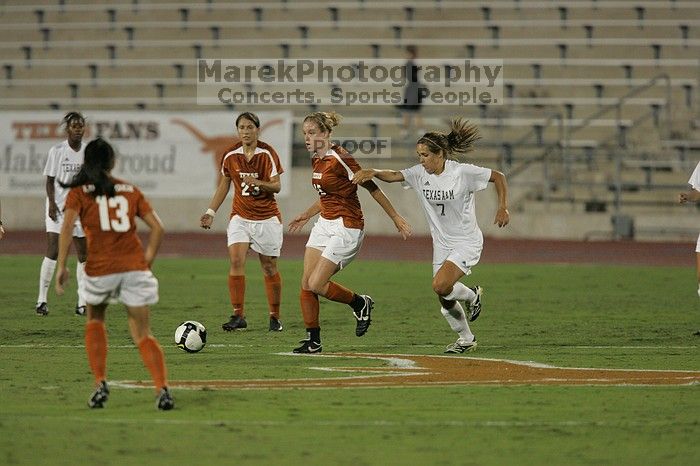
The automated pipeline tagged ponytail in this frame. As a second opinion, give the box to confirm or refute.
[418,117,480,159]
[61,138,116,197]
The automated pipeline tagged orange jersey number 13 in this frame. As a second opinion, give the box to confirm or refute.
[96,195,131,232]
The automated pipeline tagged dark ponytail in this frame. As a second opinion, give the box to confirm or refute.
[61,138,116,197]
[417,117,481,159]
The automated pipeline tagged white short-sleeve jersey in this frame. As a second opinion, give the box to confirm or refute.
[688,161,700,191]
[401,159,491,249]
[43,140,86,209]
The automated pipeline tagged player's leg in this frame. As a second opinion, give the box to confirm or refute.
[308,224,372,336]
[259,254,283,331]
[251,220,284,331]
[85,302,110,407]
[433,262,477,353]
[696,252,700,298]
[223,216,251,330]
[36,232,59,315]
[294,247,323,353]
[73,234,88,316]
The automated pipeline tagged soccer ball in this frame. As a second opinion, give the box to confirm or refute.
[174,321,207,353]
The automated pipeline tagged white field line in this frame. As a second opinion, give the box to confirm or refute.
[6,415,695,428]
[1,344,696,349]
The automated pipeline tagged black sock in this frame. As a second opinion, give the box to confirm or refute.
[307,327,321,343]
[349,294,365,312]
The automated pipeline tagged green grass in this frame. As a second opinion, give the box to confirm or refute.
[1,255,699,466]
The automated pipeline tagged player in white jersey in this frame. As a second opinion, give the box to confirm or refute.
[35,112,88,316]
[353,118,509,353]
[678,161,700,297]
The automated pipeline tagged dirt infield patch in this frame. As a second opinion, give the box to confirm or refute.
[116,353,700,390]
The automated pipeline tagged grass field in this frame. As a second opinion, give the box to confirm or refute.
[1,254,699,465]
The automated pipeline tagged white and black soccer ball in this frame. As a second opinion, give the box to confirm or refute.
[174,320,207,353]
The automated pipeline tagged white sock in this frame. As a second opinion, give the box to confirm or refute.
[37,257,57,304]
[444,282,476,303]
[76,261,86,307]
[697,284,700,298]
[440,301,474,343]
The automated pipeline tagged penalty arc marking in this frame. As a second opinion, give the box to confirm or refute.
[112,353,700,390]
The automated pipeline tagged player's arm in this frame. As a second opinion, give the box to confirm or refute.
[241,174,280,194]
[678,188,700,204]
[55,207,78,295]
[288,200,321,233]
[142,210,164,267]
[360,181,412,240]
[352,169,405,185]
[46,176,58,221]
[489,169,510,228]
[200,175,231,229]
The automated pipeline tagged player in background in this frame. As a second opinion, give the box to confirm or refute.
[288,111,412,353]
[55,138,173,410]
[0,199,5,240]
[352,118,509,353]
[36,111,88,316]
[200,112,285,332]
[678,160,700,298]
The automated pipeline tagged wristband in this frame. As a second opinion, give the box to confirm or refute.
[205,208,216,217]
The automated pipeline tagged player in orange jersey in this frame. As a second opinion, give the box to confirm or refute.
[288,111,412,353]
[55,138,174,410]
[200,112,285,332]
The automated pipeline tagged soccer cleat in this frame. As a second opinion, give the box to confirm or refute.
[222,315,247,331]
[467,286,483,322]
[353,295,374,337]
[75,305,86,316]
[87,381,110,408]
[269,317,283,332]
[35,302,48,316]
[444,338,478,354]
[292,339,322,354]
[156,387,174,411]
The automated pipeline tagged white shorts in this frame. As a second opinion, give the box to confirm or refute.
[83,270,159,307]
[432,242,483,277]
[696,233,700,253]
[306,217,364,269]
[45,205,84,236]
[227,215,283,257]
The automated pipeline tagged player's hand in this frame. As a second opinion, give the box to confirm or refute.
[288,215,309,233]
[352,169,375,185]
[0,224,4,240]
[48,202,59,222]
[241,175,258,186]
[679,192,689,204]
[55,266,70,296]
[494,207,510,227]
[200,213,214,229]
[393,215,412,240]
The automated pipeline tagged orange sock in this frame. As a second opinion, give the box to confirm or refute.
[85,320,107,385]
[300,289,320,328]
[138,335,168,392]
[325,281,354,304]
[228,275,245,317]
[264,272,282,318]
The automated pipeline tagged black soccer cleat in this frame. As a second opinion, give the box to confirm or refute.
[88,381,110,409]
[222,315,247,331]
[75,305,86,316]
[353,295,374,337]
[156,387,174,411]
[269,317,283,332]
[292,339,322,354]
[468,286,483,322]
[35,302,48,316]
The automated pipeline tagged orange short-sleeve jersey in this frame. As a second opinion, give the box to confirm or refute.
[311,145,364,230]
[64,178,153,276]
[221,140,284,221]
